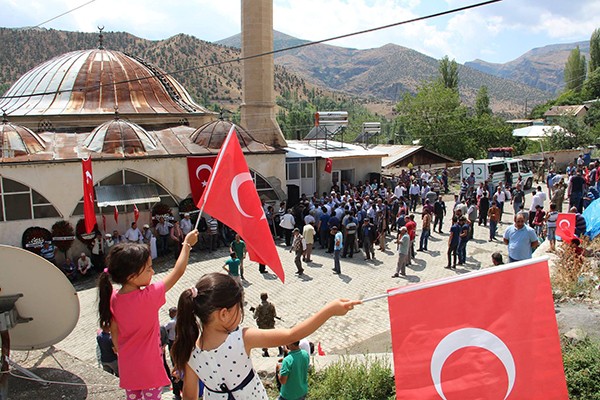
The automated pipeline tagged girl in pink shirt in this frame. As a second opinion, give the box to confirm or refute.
[98,229,198,400]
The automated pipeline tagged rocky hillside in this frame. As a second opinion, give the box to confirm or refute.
[0,28,339,112]
[466,41,591,94]
[218,31,553,116]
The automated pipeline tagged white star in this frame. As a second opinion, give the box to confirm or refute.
[202,180,208,187]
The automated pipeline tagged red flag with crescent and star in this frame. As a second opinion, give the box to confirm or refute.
[387,258,568,399]
[197,126,285,282]
[556,213,576,242]
[81,158,96,234]
[114,206,119,224]
[324,158,333,173]
[187,156,218,204]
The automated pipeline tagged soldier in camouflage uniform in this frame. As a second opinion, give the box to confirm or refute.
[253,292,282,357]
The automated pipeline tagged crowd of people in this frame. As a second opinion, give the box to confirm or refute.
[88,154,597,400]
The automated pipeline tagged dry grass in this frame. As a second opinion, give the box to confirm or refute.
[552,237,600,298]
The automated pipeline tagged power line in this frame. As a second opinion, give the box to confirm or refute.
[29,0,97,29]
[0,0,502,102]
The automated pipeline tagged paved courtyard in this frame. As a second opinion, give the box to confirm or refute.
[54,193,522,367]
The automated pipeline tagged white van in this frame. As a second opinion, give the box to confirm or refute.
[461,158,534,190]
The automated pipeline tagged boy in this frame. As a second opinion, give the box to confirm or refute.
[277,341,309,400]
[222,252,241,284]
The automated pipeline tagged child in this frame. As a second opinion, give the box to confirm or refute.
[98,229,198,400]
[545,203,559,252]
[171,273,360,399]
[222,252,241,284]
[533,205,546,238]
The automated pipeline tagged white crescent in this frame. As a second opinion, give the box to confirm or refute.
[85,171,93,184]
[195,164,213,181]
[558,219,571,231]
[430,327,516,400]
[231,172,254,218]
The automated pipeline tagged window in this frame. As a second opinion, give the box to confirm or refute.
[0,177,60,222]
[489,164,505,174]
[301,163,314,178]
[250,170,279,201]
[287,163,300,180]
[510,163,519,173]
[71,170,178,216]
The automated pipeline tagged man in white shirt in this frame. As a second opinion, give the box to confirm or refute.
[394,183,406,199]
[180,213,193,236]
[77,252,93,276]
[124,222,143,243]
[528,190,544,226]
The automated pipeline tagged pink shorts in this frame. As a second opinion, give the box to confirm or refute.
[125,388,162,399]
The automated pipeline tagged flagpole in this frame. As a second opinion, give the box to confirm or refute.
[359,256,551,303]
[194,124,237,230]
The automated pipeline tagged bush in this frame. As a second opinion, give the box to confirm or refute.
[308,357,395,400]
[563,338,600,399]
[552,241,594,297]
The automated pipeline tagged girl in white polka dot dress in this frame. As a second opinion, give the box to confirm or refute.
[171,272,359,399]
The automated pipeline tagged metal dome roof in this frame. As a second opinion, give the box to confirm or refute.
[189,119,274,152]
[0,115,46,158]
[84,114,157,155]
[0,49,209,117]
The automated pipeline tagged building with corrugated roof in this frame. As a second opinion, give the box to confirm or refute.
[0,36,286,249]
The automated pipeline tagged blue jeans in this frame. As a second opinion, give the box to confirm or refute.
[457,240,467,264]
[489,220,497,240]
[333,249,341,273]
[419,229,430,250]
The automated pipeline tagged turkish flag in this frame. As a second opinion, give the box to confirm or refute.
[81,158,96,234]
[114,206,119,224]
[133,204,140,223]
[387,258,568,399]
[197,126,285,283]
[324,158,333,173]
[556,213,576,242]
[187,156,217,204]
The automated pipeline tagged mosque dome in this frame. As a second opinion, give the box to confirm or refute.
[0,114,46,157]
[83,113,156,155]
[0,48,209,117]
[190,119,274,152]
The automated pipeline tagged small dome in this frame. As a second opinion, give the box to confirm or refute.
[84,116,157,155]
[189,120,273,152]
[0,116,46,157]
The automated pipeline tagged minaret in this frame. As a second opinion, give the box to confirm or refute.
[240,0,287,147]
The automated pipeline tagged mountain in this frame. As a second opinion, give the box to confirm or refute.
[218,31,552,115]
[466,41,590,94]
[0,28,338,112]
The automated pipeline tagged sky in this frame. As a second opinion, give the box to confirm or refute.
[1,0,598,64]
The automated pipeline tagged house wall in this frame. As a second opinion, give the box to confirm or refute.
[0,153,286,250]
[315,157,382,193]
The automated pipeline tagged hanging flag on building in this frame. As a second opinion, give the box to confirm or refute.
[387,258,568,399]
[81,158,96,234]
[324,158,333,173]
[133,204,140,223]
[187,156,218,204]
[196,126,285,283]
[114,206,119,224]
[556,213,576,242]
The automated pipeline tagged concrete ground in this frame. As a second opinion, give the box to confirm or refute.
[7,191,591,399]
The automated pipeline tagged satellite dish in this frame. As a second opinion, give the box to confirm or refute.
[0,245,79,350]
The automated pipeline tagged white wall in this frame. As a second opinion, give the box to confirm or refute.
[0,153,286,249]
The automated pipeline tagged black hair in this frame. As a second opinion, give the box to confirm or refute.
[171,273,244,370]
[98,243,150,328]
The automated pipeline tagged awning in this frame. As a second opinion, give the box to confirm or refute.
[95,184,160,207]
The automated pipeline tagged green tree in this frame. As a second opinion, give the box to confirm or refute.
[583,67,600,99]
[475,86,492,117]
[564,46,587,92]
[590,28,600,73]
[396,81,475,160]
[438,56,459,91]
